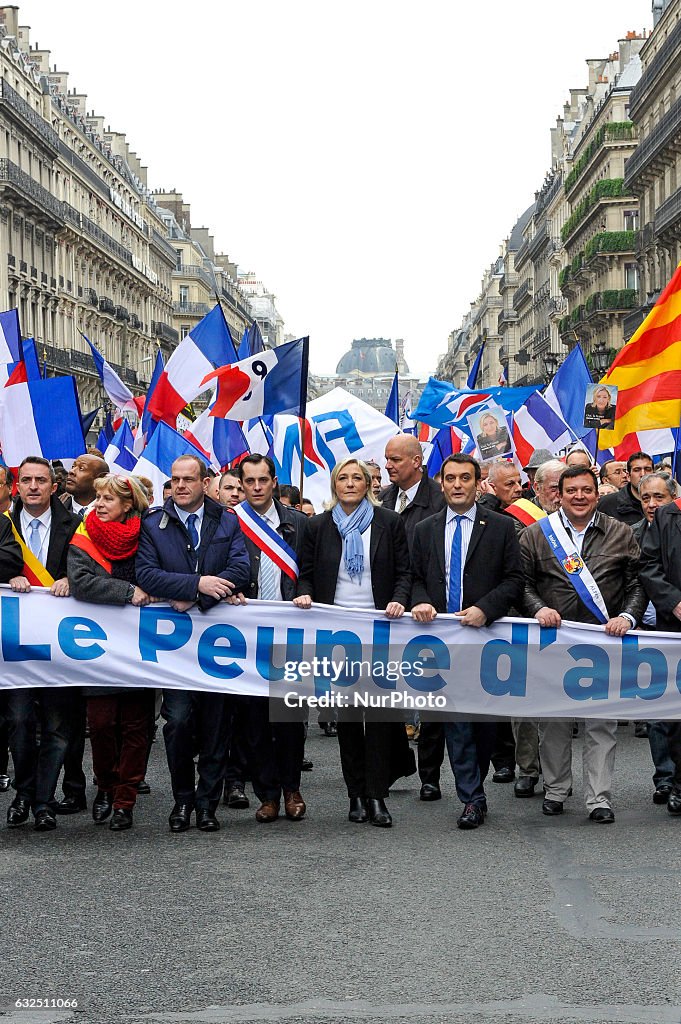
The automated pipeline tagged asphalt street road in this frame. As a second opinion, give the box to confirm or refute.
[0,724,680,1024]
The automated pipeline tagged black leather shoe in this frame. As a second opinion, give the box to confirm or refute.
[224,783,249,809]
[668,791,681,816]
[196,809,220,832]
[514,776,538,798]
[92,791,113,824]
[323,721,338,737]
[348,797,368,823]
[367,798,392,827]
[7,796,30,827]
[542,799,564,816]
[301,758,314,772]
[492,766,515,783]
[137,780,151,795]
[590,806,615,824]
[109,808,133,831]
[169,803,193,832]
[653,784,672,805]
[634,723,649,738]
[0,774,10,792]
[457,803,485,829]
[55,794,87,814]
[419,783,442,801]
[34,809,57,832]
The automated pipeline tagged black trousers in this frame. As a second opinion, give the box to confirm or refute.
[669,722,681,790]
[61,690,87,799]
[7,688,73,812]
[247,697,305,802]
[161,689,230,811]
[337,718,392,799]
[491,720,516,772]
[417,721,446,786]
[224,695,251,788]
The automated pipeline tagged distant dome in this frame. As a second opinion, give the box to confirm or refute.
[336,338,409,375]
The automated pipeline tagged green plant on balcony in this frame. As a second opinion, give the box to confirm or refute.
[571,251,584,274]
[570,304,585,323]
[561,178,626,242]
[559,316,571,334]
[584,230,637,261]
[601,288,638,310]
[585,293,598,313]
[558,266,570,289]
[564,122,635,193]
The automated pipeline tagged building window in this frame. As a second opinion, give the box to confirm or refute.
[623,210,639,232]
[179,285,189,309]
[175,249,183,271]
[624,262,639,291]
[181,325,190,339]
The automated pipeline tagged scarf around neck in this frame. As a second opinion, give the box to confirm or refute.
[332,498,374,581]
[84,510,141,562]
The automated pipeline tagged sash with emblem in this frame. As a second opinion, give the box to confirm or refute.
[4,511,54,586]
[233,502,299,580]
[538,511,608,623]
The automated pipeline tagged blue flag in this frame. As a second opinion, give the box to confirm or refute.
[414,379,541,431]
[384,372,400,425]
[141,350,165,440]
[466,340,485,390]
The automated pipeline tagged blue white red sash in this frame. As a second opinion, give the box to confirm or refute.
[538,512,608,624]
[233,502,299,581]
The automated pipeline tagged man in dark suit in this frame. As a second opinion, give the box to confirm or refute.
[233,454,308,823]
[136,454,250,833]
[380,434,445,550]
[598,451,653,526]
[5,457,79,831]
[411,453,524,829]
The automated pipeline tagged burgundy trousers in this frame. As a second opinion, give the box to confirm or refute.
[87,692,152,810]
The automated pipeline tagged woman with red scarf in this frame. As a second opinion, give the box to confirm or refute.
[67,475,156,831]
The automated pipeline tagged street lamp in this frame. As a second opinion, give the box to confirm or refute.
[542,351,561,383]
[591,341,611,381]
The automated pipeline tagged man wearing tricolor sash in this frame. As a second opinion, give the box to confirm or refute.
[4,457,79,831]
[232,454,308,824]
[520,466,646,824]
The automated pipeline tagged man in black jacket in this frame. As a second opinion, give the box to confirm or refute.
[411,454,524,829]
[5,457,79,831]
[232,454,308,823]
[380,434,444,551]
[598,451,653,526]
[136,454,250,833]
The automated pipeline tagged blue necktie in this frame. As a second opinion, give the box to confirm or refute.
[186,513,199,550]
[447,515,463,613]
[28,518,42,559]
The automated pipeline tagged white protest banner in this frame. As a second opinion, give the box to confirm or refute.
[3,591,681,719]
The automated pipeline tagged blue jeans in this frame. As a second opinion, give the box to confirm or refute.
[7,688,73,812]
[443,721,497,807]
[649,720,675,788]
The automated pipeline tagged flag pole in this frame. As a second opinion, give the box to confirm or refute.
[297,337,310,505]
[211,288,268,454]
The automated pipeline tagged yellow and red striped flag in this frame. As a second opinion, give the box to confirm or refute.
[599,262,681,449]
[504,498,547,527]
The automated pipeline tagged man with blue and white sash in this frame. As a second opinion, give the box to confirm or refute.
[520,466,646,824]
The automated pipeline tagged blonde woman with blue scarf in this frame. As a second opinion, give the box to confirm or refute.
[294,457,411,827]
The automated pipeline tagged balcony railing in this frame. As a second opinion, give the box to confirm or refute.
[150,228,178,265]
[115,305,130,322]
[629,19,681,120]
[655,184,681,235]
[624,94,681,190]
[174,301,210,316]
[0,159,65,226]
[152,321,179,345]
[527,225,549,261]
[63,202,133,267]
[99,296,116,315]
[85,288,98,307]
[513,279,534,310]
[129,313,142,331]
[497,308,518,330]
[0,80,59,153]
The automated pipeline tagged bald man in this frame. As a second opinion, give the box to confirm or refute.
[381,434,445,551]
[60,454,109,518]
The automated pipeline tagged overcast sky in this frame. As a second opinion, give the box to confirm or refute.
[20,1,651,378]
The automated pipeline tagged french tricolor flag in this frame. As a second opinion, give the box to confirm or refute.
[512,391,575,468]
[133,420,209,507]
[103,420,137,475]
[184,401,249,471]
[0,377,86,465]
[82,333,137,414]
[203,336,308,421]
[146,306,236,427]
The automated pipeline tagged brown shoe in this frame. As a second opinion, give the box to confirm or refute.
[255,800,279,823]
[283,790,306,821]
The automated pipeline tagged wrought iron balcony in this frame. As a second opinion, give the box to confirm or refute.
[174,301,210,316]
[0,80,59,153]
[85,288,98,307]
[625,94,681,190]
[115,305,130,322]
[129,313,142,330]
[629,19,681,121]
[150,228,178,265]
[513,279,534,311]
[7,254,15,268]
[0,159,65,228]
[655,184,681,235]
[99,296,116,315]
[152,320,179,345]
[63,202,133,267]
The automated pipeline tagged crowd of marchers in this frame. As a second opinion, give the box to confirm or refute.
[0,434,679,835]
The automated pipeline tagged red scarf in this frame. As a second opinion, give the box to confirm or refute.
[84,511,141,562]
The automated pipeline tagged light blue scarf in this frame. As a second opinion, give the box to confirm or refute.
[332,498,374,582]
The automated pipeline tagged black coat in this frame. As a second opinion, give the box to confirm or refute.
[296,506,411,609]
[241,498,307,602]
[379,471,445,552]
[11,496,79,580]
[639,501,681,632]
[0,514,22,581]
[597,483,642,526]
[411,505,524,621]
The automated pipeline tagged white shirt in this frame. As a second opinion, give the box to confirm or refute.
[558,508,597,554]
[254,501,282,598]
[397,479,421,510]
[20,506,52,566]
[444,505,477,598]
[174,503,205,546]
[334,526,374,609]
[71,498,95,519]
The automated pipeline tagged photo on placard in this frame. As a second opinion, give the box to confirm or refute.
[583,383,617,430]
[468,403,513,463]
